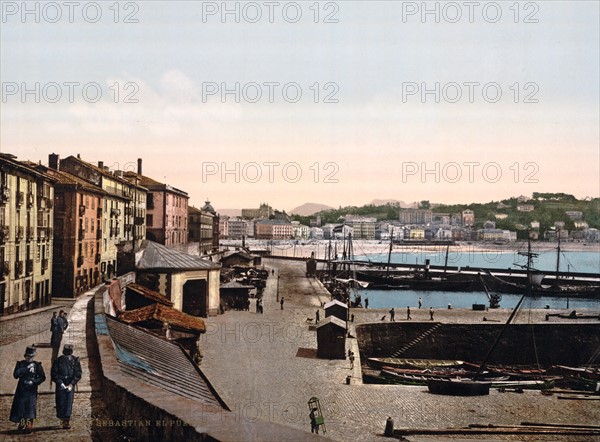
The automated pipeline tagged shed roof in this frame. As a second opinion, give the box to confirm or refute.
[316,316,347,330]
[136,240,221,271]
[220,280,254,290]
[324,299,349,310]
[125,283,173,306]
[118,303,206,333]
[105,316,223,406]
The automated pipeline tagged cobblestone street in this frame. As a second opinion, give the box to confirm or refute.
[202,259,600,442]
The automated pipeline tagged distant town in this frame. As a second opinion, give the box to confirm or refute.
[1,151,598,317]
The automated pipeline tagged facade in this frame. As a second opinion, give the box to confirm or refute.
[255,219,293,240]
[399,209,432,225]
[34,163,107,297]
[462,210,475,227]
[344,216,376,240]
[291,221,309,239]
[241,203,272,219]
[1,154,55,315]
[517,204,535,212]
[201,200,220,250]
[124,159,187,248]
[58,155,147,278]
[188,205,216,255]
[226,217,247,240]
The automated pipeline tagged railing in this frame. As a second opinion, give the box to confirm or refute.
[41,258,49,270]
[16,191,24,206]
[37,227,46,242]
[26,226,34,241]
[111,208,121,217]
[0,226,9,243]
[125,207,133,216]
[15,226,24,241]
[27,193,34,207]
[15,261,23,276]
[1,261,9,276]
[0,187,10,204]
[26,259,33,274]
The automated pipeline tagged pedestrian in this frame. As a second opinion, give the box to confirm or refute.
[389,307,395,322]
[349,351,355,369]
[258,298,263,314]
[365,297,369,309]
[315,310,320,323]
[280,297,284,310]
[10,346,46,434]
[406,306,411,320]
[418,297,422,308]
[51,344,82,430]
[256,298,260,313]
[429,307,434,321]
[309,407,319,434]
[50,312,63,364]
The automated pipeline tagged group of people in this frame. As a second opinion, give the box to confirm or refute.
[386,305,435,321]
[9,311,82,434]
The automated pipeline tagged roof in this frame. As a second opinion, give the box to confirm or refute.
[136,240,221,271]
[220,280,255,290]
[62,155,136,187]
[0,154,58,183]
[123,171,188,197]
[324,299,349,310]
[105,316,224,406]
[316,316,347,330]
[118,303,205,333]
[47,168,106,194]
[125,283,173,306]
[221,251,254,261]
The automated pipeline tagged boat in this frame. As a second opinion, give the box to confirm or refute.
[367,358,465,369]
[427,378,491,396]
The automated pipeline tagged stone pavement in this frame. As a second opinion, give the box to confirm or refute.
[0,287,123,441]
[201,259,600,442]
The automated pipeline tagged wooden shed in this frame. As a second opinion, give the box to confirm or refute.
[324,299,348,322]
[316,316,347,359]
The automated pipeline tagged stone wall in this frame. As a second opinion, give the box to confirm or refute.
[356,322,600,366]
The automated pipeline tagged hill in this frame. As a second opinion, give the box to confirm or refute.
[290,203,334,216]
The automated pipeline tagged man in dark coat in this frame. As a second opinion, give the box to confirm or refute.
[50,312,63,364]
[10,346,46,433]
[51,344,82,429]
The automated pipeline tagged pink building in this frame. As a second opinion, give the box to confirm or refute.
[124,160,188,247]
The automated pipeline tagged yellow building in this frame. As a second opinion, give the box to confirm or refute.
[1,154,55,315]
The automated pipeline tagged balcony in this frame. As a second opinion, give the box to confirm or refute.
[15,261,23,276]
[135,216,145,225]
[41,258,49,270]
[94,253,101,264]
[77,255,84,267]
[115,227,121,237]
[27,192,34,207]
[16,191,24,206]
[37,227,46,242]
[1,261,9,276]
[125,207,133,216]
[0,187,9,204]
[26,226,34,241]
[78,228,85,240]
[15,226,24,241]
[96,229,102,240]
[79,204,86,216]
[0,226,8,243]
[110,208,121,217]
[46,198,53,209]
[26,259,33,275]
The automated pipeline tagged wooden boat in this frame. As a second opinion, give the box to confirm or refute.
[427,378,491,396]
[367,357,464,369]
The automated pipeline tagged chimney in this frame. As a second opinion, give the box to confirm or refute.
[48,153,59,170]
[77,153,81,159]
[98,161,104,169]
[137,158,142,175]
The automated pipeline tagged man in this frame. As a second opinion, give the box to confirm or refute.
[389,307,395,322]
[51,344,82,430]
[365,297,369,309]
[429,307,435,321]
[280,297,284,310]
[418,297,422,308]
[406,306,412,320]
[50,312,63,364]
[315,310,320,323]
[309,407,319,434]
[10,346,46,433]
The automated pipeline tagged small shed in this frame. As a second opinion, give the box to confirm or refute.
[220,280,254,311]
[220,251,259,268]
[324,299,348,322]
[316,316,347,359]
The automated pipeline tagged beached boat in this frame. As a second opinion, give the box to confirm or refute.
[367,358,464,369]
[427,378,491,396]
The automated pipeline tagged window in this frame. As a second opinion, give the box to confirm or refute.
[147,214,153,227]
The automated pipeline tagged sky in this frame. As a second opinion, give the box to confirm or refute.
[1,1,599,212]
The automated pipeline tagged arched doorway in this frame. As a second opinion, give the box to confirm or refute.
[182,279,208,317]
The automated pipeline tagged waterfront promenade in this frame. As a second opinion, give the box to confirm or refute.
[202,258,600,441]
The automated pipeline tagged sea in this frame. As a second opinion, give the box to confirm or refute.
[354,248,600,310]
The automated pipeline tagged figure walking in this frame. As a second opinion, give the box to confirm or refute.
[389,308,395,322]
[406,306,412,320]
[315,310,320,323]
[429,307,434,321]
[51,344,82,430]
[349,351,355,369]
[10,346,46,434]
[365,297,369,309]
[280,297,284,310]
[418,297,422,308]
[50,312,63,364]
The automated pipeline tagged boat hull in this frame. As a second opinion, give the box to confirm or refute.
[427,378,491,396]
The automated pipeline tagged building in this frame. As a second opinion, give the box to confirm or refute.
[399,209,432,225]
[291,221,309,239]
[226,217,247,240]
[201,200,220,250]
[565,211,583,221]
[255,219,293,240]
[1,153,56,315]
[39,164,106,296]
[344,215,376,240]
[123,159,187,248]
[462,210,475,227]
[188,205,216,255]
[517,204,535,212]
[57,155,148,278]
[241,203,272,219]
[135,240,221,317]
